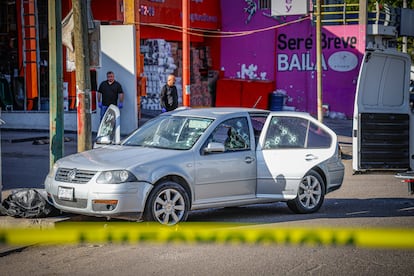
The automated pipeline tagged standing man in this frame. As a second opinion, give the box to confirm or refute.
[97,71,124,120]
[160,74,178,112]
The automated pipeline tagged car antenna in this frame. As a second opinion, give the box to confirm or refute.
[252,96,262,108]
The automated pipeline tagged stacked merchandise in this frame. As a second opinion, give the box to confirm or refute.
[141,39,214,111]
[175,45,213,107]
[189,47,211,107]
[140,39,182,111]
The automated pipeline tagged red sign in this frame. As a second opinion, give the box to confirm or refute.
[140,0,220,30]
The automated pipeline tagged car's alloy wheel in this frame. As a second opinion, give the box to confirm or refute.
[144,181,189,225]
[287,170,325,214]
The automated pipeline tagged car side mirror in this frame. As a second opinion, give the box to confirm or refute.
[94,135,114,148]
[204,142,225,154]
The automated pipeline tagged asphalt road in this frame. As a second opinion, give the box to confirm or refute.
[1,157,412,275]
[1,120,414,275]
[0,243,413,275]
[1,130,78,191]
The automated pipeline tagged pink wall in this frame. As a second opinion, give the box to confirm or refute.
[275,24,363,117]
[220,1,365,117]
[220,1,277,81]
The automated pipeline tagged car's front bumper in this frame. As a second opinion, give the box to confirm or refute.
[44,174,153,220]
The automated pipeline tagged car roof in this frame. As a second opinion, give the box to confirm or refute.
[168,107,270,119]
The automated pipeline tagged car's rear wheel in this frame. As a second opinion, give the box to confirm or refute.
[143,181,189,225]
[287,170,325,214]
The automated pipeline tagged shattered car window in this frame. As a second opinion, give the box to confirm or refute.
[263,116,332,149]
[122,115,213,150]
[207,117,250,151]
[264,116,306,149]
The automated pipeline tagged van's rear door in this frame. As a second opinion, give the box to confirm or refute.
[352,49,413,172]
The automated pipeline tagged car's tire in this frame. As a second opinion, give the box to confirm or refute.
[287,170,325,214]
[143,181,189,225]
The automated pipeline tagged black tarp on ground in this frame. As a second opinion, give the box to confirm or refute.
[0,189,59,218]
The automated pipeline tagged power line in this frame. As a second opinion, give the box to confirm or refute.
[139,16,310,38]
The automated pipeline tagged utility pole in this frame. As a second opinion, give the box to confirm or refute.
[182,0,190,107]
[124,0,139,67]
[72,0,92,152]
[316,0,323,122]
[48,0,64,170]
[359,0,367,49]
[124,0,142,119]
[402,0,408,53]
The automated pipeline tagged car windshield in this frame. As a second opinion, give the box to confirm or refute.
[122,115,213,150]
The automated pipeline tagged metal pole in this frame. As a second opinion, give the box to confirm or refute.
[359,0,367,49]
[316,0,323,122]
[48,0,64,171]
[72,0,92,152]
[182,0,190,107]
[124,0,142,119]
[402,0,407,53]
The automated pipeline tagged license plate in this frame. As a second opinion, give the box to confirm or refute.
[58,186,74,201]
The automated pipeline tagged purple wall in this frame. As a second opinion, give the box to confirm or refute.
[220,1,277,81]
[220,0,365,118]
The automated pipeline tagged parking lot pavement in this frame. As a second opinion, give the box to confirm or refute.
[322,118,353,158]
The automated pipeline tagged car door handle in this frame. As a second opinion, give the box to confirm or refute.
[245,156,255,164]
[305,154,318,161]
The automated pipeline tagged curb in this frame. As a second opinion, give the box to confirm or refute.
[0,215,68,256]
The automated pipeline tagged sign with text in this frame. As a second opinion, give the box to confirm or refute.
[271,0,309,16]
[274,24,363,117]
[140,0,219,30]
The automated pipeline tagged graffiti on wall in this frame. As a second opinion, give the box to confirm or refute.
[220,0,365,117]
[237,64,268,80]
[244,0,257,24]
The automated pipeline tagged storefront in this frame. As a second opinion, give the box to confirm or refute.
[138,0,221,112]
[0,0,49,112]
[218,1,366,118]
[1,0,370,130]
[0,0,221,131]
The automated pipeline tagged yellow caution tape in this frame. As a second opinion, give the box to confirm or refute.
[1,222,413,249]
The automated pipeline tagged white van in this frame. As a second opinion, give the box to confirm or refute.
[352,48,414,173]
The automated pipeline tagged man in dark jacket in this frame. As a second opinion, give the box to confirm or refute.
[97,71,124,120]
[160,74,178,112]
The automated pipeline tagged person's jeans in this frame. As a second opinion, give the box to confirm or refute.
[100,105,109,121]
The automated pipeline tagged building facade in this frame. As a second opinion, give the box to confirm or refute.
[218,1,365,118]
[0,0,400,131]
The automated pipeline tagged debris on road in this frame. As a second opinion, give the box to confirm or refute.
[0,189,59,218]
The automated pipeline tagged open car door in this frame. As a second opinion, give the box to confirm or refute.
[94,104,121,148]
[256,112,338,199]
[352,49,413,173]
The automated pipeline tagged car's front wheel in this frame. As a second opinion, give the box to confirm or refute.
[143,181,189,225]
[287,170,325,214]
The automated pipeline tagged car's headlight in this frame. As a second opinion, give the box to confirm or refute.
[96,170,138,184]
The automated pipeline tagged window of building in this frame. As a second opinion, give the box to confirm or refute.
[258,0,271,10]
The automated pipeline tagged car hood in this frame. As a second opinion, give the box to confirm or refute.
[57,145,187,170]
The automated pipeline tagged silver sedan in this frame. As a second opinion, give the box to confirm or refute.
[45,107,344,225]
